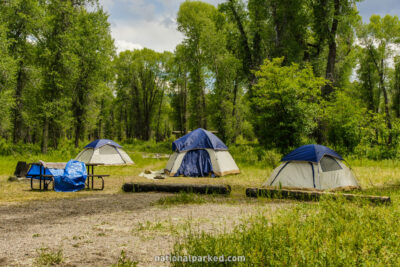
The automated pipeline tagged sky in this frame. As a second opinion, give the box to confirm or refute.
[98,0,400,54]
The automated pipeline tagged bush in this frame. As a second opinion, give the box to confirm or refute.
[251,58,326,150]
[229,145,281,168]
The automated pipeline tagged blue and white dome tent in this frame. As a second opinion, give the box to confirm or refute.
[75,139,134,165]
[264,144,360,190]
[164,128,240,177]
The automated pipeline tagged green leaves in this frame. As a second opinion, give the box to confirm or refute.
[252,57,326,150]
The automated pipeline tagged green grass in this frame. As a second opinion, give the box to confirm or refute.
[3,141,400,266]
[156,192,210,206]
[172,197,400,266]
[111,250,138,267]
[34,248,64,266]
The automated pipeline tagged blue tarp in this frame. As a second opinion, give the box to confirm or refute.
[27,164,63,180]
[84,139,121,149]
[27,160,87,192]
[175,149,214,177]
[282,144,343,163]
[172,128,228,152]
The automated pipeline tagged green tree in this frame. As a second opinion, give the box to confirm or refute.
[114,49,169,140]
[252,57,326,150]
[358,15,400,145]
[70,6,115,147]
[2,0,42,143]
[0,18,16,137]
[177,1,216,129]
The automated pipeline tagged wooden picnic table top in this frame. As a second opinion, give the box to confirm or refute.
[86,163,105,166]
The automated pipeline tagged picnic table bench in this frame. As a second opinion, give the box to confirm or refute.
[85,163,110,190]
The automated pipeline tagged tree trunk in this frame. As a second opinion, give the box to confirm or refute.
[74,117,82,148]
[232,79,239,142]
[379,67,392,145]
[155,89,164,142]
[13,61,26,144]
[183,73,188,134]
[41,117,49,154]
[201,85,207,129]
[228,0,254,91]
[322,0,340,97]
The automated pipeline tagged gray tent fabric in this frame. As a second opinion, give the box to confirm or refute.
[264,155,360,190]
[75,142,134,165]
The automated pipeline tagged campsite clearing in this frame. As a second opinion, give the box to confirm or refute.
[1,148,400,265]
[0,192,287,266]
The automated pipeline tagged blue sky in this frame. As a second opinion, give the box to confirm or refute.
[98,0,400,53]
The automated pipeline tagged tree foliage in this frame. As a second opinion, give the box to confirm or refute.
[252,58,326,150]
[0,0,400,160]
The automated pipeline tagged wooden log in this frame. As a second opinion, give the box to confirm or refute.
[246,188,391,204]
[123,183,231,195]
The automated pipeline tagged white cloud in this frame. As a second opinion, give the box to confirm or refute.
[114,40,143,53]
[111,20,183,53]
[98,0,225,53]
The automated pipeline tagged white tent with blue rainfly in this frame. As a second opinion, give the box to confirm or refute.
[263,144,360,190]
[75,139,134,165]
[165,128,240,177]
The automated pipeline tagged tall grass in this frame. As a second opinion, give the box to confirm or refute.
[172,198,400,266]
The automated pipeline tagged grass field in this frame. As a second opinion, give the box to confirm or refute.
[1,143,400,265]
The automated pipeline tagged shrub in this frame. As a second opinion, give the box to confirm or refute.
[229,145,281,168]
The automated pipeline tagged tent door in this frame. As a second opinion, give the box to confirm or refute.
[175,149,214,177]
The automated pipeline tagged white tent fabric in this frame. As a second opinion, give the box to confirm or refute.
[75,144,134,165]
[165,148,240,177]
[263,156,359,190]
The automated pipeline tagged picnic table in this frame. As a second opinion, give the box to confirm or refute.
[85,163,110,190]
[27,161,109,191]
[27,161,66,191]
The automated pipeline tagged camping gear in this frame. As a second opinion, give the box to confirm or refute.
[263,144,360,190]
[164,128,240,177]
[75,139,134,165]
[246,188,390,204]
[26,160,87,192]
[123,183,231,195]
[14,161,30,177]
[139,169,165,180]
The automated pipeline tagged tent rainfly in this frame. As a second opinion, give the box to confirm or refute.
[75,139,134,165]
[165,128,240,177]
[263,144,360,190]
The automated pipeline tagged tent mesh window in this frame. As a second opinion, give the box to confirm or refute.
[320,156,342,172]
[99,145,119,155]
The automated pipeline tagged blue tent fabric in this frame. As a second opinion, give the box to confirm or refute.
[172,128,228,152]
[282,144,343,163]
[26,160,87,192]
[175,149,215,177]
[84,139,122,149]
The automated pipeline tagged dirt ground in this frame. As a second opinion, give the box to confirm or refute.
[0,193,287,266]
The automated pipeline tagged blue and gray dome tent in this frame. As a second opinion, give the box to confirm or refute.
[264,144,359,190]
[165,128,240,177]
[75,139,134,165]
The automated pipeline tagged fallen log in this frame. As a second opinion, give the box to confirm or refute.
[123,183,231,195]
[246,188,391,204]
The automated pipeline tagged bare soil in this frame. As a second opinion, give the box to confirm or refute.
[0,193,286,266]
